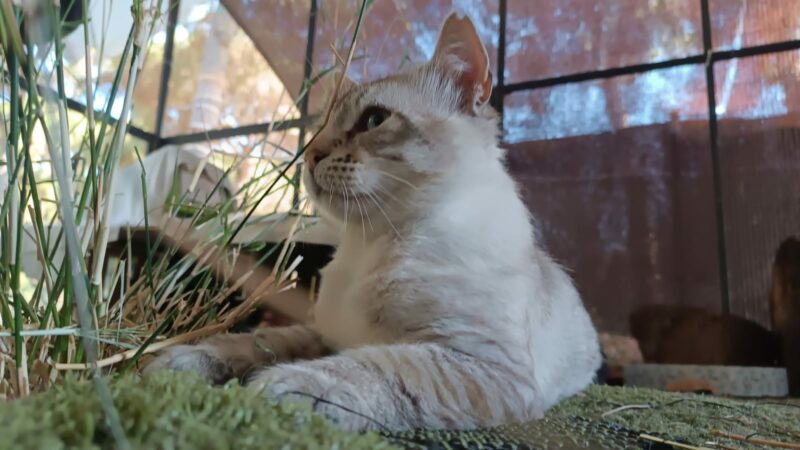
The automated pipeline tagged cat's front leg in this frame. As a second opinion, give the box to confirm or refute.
[144,325,329,384]
[247,342,541,431]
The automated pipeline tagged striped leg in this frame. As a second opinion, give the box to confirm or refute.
[144,325,329,384]
[248,342,540,431]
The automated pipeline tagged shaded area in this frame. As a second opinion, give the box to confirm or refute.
[503,49,800,331]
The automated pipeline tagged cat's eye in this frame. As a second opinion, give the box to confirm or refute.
[354,106,391,133]
[366,110,388,130]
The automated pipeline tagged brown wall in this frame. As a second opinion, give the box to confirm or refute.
[505,118,800,333]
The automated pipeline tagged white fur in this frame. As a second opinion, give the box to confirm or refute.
[308,102,601,413]
[146,13,601,431]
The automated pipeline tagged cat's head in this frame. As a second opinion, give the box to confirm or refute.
[303,13,498,232]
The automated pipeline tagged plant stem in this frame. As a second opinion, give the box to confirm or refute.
[90,44,142,305]
[34,2,130,446]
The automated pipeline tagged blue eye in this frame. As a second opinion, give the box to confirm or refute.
[355,106,391,132]
[366,110,388,129]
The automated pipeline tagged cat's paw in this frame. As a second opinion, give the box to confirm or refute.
[247,364,373,431]
[143,344,233,385]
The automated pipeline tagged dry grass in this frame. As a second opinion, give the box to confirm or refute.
[2,4,371,441]
[1,0,368,411]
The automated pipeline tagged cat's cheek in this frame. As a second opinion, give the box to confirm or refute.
[302,172,321,199]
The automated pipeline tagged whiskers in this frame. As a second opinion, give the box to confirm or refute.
[372,169,419,191]
[320,173,412,240]
[373,182,410,208]
[356,181,402,239]
[338,180,350,235]
[348,184,369,244]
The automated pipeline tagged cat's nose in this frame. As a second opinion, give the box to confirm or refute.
[305,145,331,172]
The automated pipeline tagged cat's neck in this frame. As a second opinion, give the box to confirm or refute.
[423,151,535,252]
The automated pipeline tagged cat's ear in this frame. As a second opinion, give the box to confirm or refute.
[432,13,493,113]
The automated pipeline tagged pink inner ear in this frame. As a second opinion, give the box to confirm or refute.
[433,14,492,110]
[478,70,493,104]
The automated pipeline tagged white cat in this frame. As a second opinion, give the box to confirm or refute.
[145,13,602,432]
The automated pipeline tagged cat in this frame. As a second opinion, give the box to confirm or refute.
[145,13,602,432]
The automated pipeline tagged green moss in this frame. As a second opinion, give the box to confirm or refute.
[0,372,399,450]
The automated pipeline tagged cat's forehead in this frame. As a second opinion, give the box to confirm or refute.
[322,64,459,132]
[333,84,372,117]
[330,74,417,127]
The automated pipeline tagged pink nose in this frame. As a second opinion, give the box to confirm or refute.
[305,145,331,172]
